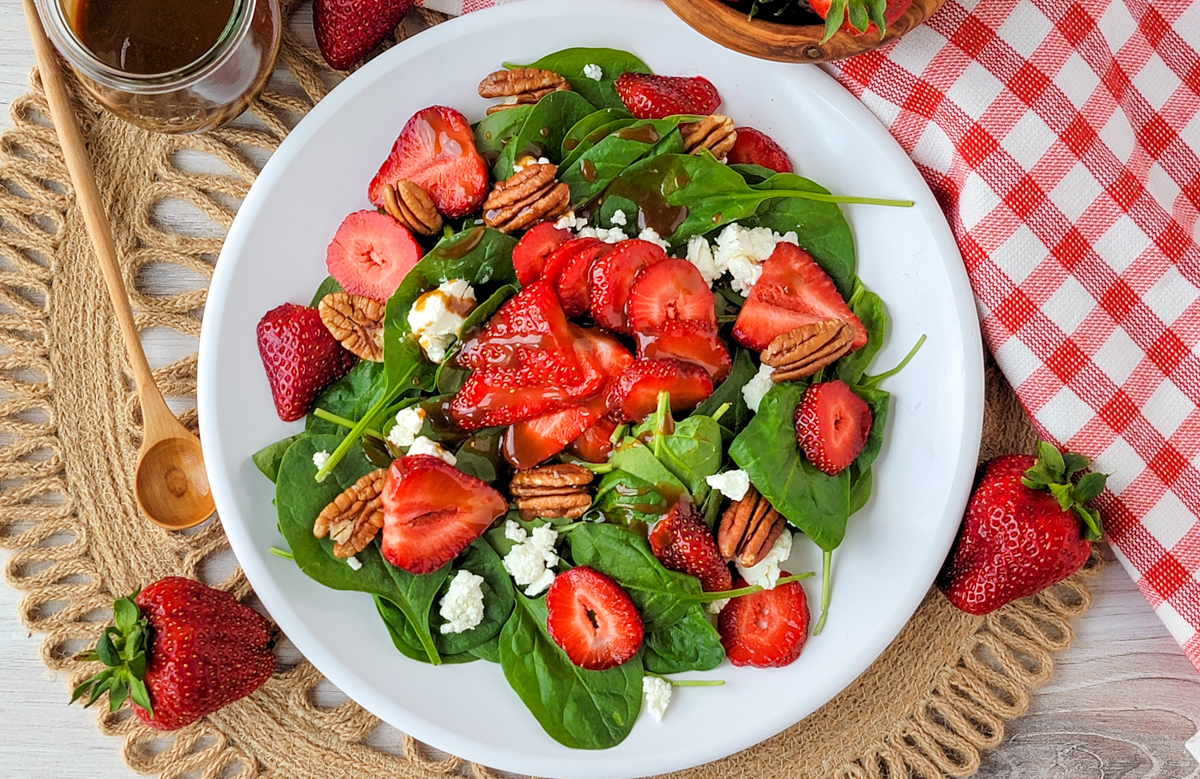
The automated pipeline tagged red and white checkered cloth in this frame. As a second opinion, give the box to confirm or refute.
[422,0,1200,672]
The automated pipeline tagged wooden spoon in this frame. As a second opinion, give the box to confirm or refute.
[21,0,216,530]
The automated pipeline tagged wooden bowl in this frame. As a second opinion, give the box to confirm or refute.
[661,0,947,63]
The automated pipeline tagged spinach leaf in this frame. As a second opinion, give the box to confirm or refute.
[729,384,850,552]
[430,540,515,655]
[474,105,533,162]
[836,284,887,385]
[729,163,777,185]
[494,90,595,179]
[375,597,478,665]
[593,469,669,530]
[746,173,857,296]
[642,605,724,674]
[310,275,343,307]
[560,118,691,208]
[849,466,873,515]
[658,415,723,501]
[851,385,890,474]
[560,118,638,173]
[694,348,756,435]
[608,440,688,500]
[508,48,652,110]
[566,523,700,632]
[499,593,642,749]
[252,434,301,483]
[469,634,501,663]
[307,360,388,437]
[561,108,632,159]
[275,434,448,664]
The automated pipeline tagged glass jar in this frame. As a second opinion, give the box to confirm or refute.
[35,0,282,134]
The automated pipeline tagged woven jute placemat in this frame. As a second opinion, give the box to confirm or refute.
[0,4,1100,778]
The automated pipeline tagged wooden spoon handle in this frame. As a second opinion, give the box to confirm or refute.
[20,0,173,425]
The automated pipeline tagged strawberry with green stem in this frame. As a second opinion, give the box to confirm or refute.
[809,0,914,42]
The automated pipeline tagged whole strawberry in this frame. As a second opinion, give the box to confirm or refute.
[938,443,1105,615]
[314,0,413,71]
[72,577,275,731]
[257,303,357,422]
[614,73,721,120]
[649,502,732,593]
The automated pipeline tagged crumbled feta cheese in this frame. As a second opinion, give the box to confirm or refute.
[583,63,603,81]
[346,555,363,571]
[502,520,560,596]
[408,436,457,466]
[642,676,672,721]
[726,254,763,295]
[737,530,792,590]
[439,569,486,634]
[638,226,671,252]
[706,469,751,501]
[685,235,718,287]
[711,224,799,294]
[555,211,589,231]
[387,405,426,449]
[513,155,551,173]
[742,362,775,413]
[706,597,730,615]
[312,450,330,470]
[407,280,476,363]
[610,209,628,227]
[577,224,628,243]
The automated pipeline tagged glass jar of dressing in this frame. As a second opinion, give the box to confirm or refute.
[35,0,282,134]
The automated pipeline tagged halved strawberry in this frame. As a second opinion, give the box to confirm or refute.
[504,405,598,471]
[546,566,644,670]
[795,380,872,475]
[606,359,713,423]
[326,210,422,301]
[568,415,621,463]
[614,73,722,120]
[726,127,794,173]
[627,258,717,333]
[450,370,585,431]
[637,321,731,382]
[542,237,602,289]
[732,242,866,352]
[380,455,507,574]
[589,240,668,334]
[257,303,357,422]
[557,241,615,317]
[367,106,489,218]
[718,575,809,668]
[513,223,573,287]
[648,502,732,593]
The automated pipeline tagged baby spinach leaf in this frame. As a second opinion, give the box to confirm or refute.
[608,440,688,502]
[375,597,478,665]
[252,434,302,483]
[642,605,724,674]
[566,523,700,632]
[851,385,890,474]
[594,469,669,530]
[694,348,756,435]
[430,540,516,656]
[561,108,633,159]
[560,118,691,208]
[474,105,533,162]
[469,633,502,663]
[849,466,873,515]
[658,415,724,501]
[729,163,777,185]
[494,90,595,179]
[310,275,343,307]
[729,384,850,552]
[307,360,388,437]
[275,434,448,664]
[560,118,638,173]
[836,283,887,386]
[508,48,652,110]
[499,593,642,749]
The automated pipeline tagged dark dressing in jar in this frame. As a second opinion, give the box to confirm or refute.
[71,0,237,75]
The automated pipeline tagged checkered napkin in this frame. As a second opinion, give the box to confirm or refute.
[418,0,1200,672]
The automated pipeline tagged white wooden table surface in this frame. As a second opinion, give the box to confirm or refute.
[2,5,1200,778]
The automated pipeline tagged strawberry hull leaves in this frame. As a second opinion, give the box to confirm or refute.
[508,48,653,110]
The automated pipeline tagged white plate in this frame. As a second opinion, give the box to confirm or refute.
[198,1,984,776]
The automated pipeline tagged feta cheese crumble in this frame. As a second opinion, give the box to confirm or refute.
[610,209,628,227]
[312,450,330,470]
[583,63,603,81]
[706,598,730,615]
[408,436,457,466]
[706,469,751,502]
[642,676,672,721]
[407,280,476,363]
[556,210,628,243]
[502,520,559,596]
[685,235,719,287]
[742,362,775,413]
[637,226,671,252]
[683,224,800,295]
[737,530,793,590]
[387,405,426,449]
[513,155,550,173]
[438,569,486,634]
[346,555,363,571]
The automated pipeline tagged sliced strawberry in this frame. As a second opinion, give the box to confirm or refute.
[568,415,621,463]
[542,237,602,289]
[726,127,794,173]
[718,575,809,668]
[380,455,507,574]
[589,240,669,334]
[627,258,717,333]
[504,405,597,470]
[795,380,872,476]
[546,566,644,670]
[573,325,636,378]
[557,241,615,317]
[606,359,713,423]
[449,359,604,431]
[513,223,574,287]
[648,502,732,593]
[614,73,722,120]
[637,321,731,382]
[326,210,422,301]
[732,242,866,352]
[367,106,489,218]
[256,303,357,422]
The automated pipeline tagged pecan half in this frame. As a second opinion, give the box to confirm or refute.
[319,292,385,362]
[717,485,785,567]
[510,463,594,519]
[478,68,570,114]
[483,162,571,234]
[314,469,387,558]
[381,179,443,236]
[760,319,856,382]
[681,114,737,160]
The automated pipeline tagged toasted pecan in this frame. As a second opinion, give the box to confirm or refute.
[761,319,856,382]
[318,292,385,362]
[314,469,387,558]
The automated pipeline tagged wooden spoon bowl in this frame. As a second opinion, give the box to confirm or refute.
[136,434,214,531]
[661,0,947,63]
